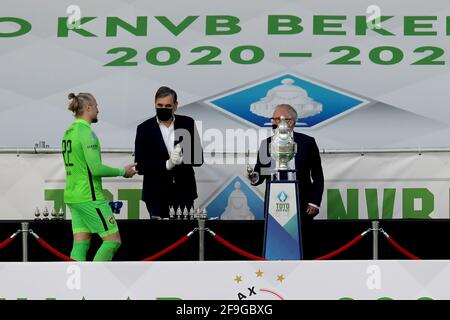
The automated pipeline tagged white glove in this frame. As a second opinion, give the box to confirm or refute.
[166,144,183,170]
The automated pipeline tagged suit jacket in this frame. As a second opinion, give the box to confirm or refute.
[134,115,203,204]
[253,131,324,219]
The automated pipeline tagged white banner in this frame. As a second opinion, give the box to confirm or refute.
[1,0,450,151]
[2,0,450,221]
[0,151,449,220]
[0,260,446,300]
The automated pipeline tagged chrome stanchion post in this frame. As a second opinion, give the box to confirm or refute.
[21,222,29,262]
[372,220,379,260]
[198,217,205,261]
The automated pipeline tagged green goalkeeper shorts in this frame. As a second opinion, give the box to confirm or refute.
[68,200,119,238]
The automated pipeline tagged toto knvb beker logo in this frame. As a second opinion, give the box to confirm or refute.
[277,191,288,202]
[207,73,368,128]
[276,191,289,213]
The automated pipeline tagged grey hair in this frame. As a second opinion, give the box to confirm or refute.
[275,104,297,120]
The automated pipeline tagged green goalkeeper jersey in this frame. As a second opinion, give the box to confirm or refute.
[62,119,125,203]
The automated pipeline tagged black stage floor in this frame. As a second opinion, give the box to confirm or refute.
[0,219,448,261]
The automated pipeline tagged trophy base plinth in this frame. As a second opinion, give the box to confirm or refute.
[271,169,297,182]
[263,179,303,260]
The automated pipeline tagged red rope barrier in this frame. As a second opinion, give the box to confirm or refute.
[0,236,14,250]
[36,237,75,261]
[0,231,19,250]
[385,235,420,260]
[210,232,267,261]
[142,234,190,261]
[314,234,364,260]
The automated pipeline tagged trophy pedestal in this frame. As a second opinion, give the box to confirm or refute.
[263,170,303,260]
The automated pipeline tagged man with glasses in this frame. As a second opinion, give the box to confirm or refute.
[134,86,203,219]
[249,103,324,222]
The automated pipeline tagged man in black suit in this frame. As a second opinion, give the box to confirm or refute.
[134,86,203,219]
[249,104,324,258]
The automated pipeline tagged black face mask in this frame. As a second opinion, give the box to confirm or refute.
[272,124,278,130]
[156,108,173,121]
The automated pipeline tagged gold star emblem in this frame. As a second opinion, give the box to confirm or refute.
[276,274,285,283]
[234,275,243,283]
[255,269,264,278]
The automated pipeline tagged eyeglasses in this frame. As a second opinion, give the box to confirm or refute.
[271,117,295,124]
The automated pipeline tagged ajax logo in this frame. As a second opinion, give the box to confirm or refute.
[233,268,286,300]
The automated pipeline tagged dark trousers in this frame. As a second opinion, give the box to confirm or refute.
[300,218,312,260]
[145,199,194,219]
[299,203,315,260]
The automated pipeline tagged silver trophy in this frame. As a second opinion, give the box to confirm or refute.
[195,207,201,219]
[42,207,50,220]
[176,207,182,220]
[51,209,57,220]
[270,116,296,171]
[201,208,208,220]
[58,208,65,220]
[34,207,41,220]
[182,206,189,220]
[169,206,175,219]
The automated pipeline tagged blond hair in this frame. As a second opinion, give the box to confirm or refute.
[68,93,95,116]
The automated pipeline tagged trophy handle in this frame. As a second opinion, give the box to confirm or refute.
[245,149,252,174]
[245,149,260,184]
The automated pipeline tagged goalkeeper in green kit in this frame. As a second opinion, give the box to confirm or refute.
[62,93,137,261]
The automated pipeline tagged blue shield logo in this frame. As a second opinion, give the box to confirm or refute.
[277,191,288,202]
[207,73,368,128]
